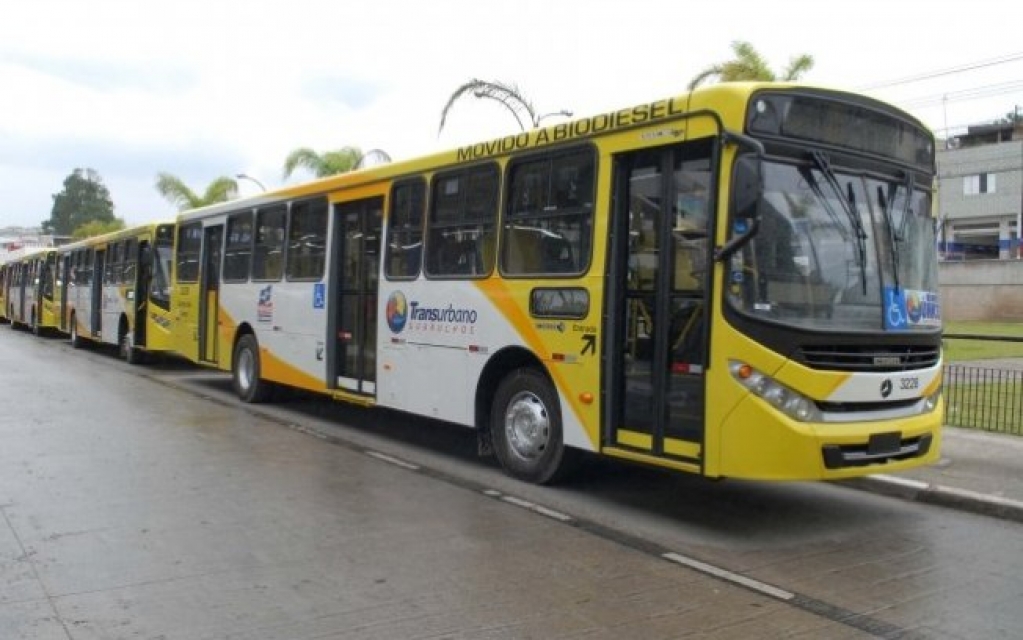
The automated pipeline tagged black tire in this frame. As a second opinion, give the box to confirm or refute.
[120,330,144,365]
[233,334,274,403]
[490,368,574,485]
[69,314,84,349]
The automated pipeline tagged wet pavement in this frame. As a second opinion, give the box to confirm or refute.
[1,333,886,639]
[3,331,1023,639]
[843,424,1023,524]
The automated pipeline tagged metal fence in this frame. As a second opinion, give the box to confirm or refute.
[943,333,1023,435]
[944,364,1023,435]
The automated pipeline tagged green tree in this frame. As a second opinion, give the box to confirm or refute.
[42,168,116,235]
[283,146,362,179]
[71,219,125,240]
[438,78,572,135]
[155,173,238,211]
[687,41,814,90]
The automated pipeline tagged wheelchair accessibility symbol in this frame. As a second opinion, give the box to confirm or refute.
[313,283,326,309]
[884,287,906,330]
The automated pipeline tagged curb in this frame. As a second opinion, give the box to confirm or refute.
[840,474,1023,524]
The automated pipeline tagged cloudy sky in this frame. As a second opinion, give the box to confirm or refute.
[3,0,1022,230]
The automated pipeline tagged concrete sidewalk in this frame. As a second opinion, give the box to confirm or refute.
[843,425,1023,523]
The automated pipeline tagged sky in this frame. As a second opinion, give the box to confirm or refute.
[3,0,1023,230]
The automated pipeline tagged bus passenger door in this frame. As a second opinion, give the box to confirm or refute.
[329,197,383,396]
[135,241,152,348]
[607,141,714,465]
[199,225,223,364]
[59,253,70,332]
[91,250,104,337]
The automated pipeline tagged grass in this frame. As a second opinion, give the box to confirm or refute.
[942,321,1023,363]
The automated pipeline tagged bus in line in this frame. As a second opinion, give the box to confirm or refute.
[170,82,943,484]
[57,223,176,362]
[2,248,61,335]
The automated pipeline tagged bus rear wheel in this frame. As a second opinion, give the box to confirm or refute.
[233,334,274,403]
[490,368,573,485]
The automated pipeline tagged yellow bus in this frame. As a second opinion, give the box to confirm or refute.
[58,223,176,362]
[0,254,10,323]
[3,248,61,335]
[171,82,942,483]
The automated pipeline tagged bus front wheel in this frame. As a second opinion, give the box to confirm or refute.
[490,368,572,485]
[120,329,143,364]
[69,315,84,349]
[233,334,273,403]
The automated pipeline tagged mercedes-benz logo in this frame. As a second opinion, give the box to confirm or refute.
[880,379,893,398]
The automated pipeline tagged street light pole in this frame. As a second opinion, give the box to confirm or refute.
[535,110,573,127]
[235,173,266,192]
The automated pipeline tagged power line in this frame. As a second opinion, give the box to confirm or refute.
[897,79,1023,110]
[858,52,1023,90]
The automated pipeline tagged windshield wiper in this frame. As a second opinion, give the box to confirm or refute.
[877,180,902,293]
[810,151,868,294]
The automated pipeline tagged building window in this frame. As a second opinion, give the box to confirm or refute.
[964,173,996,195]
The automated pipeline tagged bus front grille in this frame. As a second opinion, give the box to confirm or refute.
[800,345,939,372]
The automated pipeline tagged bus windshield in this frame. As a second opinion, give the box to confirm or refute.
[727,158,940,332]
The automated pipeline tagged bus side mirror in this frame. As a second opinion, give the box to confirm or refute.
[732,154,762,220]
[715,154,763,262]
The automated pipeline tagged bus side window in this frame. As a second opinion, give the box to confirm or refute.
[502,148,595,277]
[386,179,425,280]
[253,205,286,281]
[426,165,497,278]
[287,197,328,281]
[224,211,253,282]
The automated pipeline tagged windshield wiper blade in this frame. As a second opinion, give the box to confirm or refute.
[799,166,849,241]
[877,182,901,292]
[810,151,868,295]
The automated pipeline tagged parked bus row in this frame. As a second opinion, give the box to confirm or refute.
[1,224,176,360]
[1,82,945,485]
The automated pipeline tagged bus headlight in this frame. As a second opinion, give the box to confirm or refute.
[922,388,941,413]
[730,361,821,423]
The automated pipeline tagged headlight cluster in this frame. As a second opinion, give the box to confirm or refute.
[922,389,941,413]
[729,361,821,422]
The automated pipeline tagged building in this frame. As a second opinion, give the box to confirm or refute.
[0,227,54,261]
[937,119,1023,261]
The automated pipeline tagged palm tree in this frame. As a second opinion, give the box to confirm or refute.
[282,146,362,180]
[438,78,572,135]
[687,41,814,90]
[154,173,238,211]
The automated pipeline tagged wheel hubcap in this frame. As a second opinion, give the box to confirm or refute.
[504,391,550,462]
[237,349,254,391]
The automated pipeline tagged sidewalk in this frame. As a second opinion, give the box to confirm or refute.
[842,426,1023,523]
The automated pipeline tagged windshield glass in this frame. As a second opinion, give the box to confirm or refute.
[726,158,940,332]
